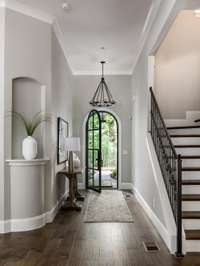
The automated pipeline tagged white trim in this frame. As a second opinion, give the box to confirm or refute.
[5,0,53,24]
[0,0,5,7]
[82,108,122,190]
[133,185,176,254]
[0,191,68,233]
[120,183,132,190]
[78,183,85,190]
[74,71,132,76]
[6,158,50,166]
[130,0,162,74]
[52,20,74,75]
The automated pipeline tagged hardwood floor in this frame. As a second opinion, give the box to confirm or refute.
[0,191,200,266]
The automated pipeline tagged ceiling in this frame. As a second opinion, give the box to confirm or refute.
[13,0,153,74]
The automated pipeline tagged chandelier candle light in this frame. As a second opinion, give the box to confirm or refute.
[90,61,116,107]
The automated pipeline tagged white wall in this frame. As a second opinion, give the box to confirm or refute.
[51,30,73,209]
[131,0,200,252]
[155,11,200,119]
[0,7,6,221]
[0,8,74,223]
[73,75,132,185]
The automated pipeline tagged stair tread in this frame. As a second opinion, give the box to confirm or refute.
[167,125,200,130]
[182,211,200,219]
[181,155,200,159]
[185,230,200,240]
[182,180,200,185]
[182,194,200,201]
[171,134,200,138]
[182,167,200,171]
[175,145,200,148]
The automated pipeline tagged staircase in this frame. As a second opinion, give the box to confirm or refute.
[149,87,200,255]
[168,125,200,252]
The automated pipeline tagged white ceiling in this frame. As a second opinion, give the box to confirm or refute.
[12,0,153,74]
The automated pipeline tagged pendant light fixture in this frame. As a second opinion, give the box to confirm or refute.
[89,61,116,107]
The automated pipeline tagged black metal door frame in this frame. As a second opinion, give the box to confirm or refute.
[86,110,102,192]
[99,111,119,190]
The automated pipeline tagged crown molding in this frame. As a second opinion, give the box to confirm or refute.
[0,0,5,7]
[52,20,74,74]
[4,0,54,24]
[130,0,162,74]
[73,70,132,76]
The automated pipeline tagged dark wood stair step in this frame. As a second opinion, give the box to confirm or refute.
[182,194,200,201]
[171,134,200,138]
[182,180,200,185]
[167,125,200,130]
[182,167,200,171]
[182,211,200,219]
[175,145,200,148]
[181,155,200,159]
[185,230,200,240]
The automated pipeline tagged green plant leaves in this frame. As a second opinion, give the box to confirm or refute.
[9,111,51,136]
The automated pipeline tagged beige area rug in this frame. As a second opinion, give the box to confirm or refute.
[84,190,134,223]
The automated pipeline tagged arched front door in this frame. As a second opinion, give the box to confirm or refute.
[86,110,102,192]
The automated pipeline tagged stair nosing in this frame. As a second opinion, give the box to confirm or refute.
[182,180,200,185]
[185,230,200,240]
[182,194,200,201]
[182,211,200,219]
[181,167,200,171]
[171,134,200,138]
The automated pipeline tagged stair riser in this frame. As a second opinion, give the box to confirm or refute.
[182,202,200,211]
[182,186,200,194]
[182,172,200,180]
[176,148,200,156]
[183,220,200,230]
[182,159,200,167]
[172,138,200,145]
[183,240,200,252]
[169,129,200,135]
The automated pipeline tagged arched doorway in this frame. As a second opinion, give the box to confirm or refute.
[85,110,119,191]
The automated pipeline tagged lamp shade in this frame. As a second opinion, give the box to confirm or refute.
[65,137,80,152]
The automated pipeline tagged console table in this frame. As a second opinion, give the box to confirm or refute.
[58,168,84,211]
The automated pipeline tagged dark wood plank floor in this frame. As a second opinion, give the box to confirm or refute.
[0,191,200,266]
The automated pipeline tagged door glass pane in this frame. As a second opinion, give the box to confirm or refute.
[88,150,93,168]
[93,150,99,169]
[88,116,94,130]
[88,132,93,149]
[88,170,94,187]
[94,130,99,149]
[94,170,100,187]
[93,113,100,129]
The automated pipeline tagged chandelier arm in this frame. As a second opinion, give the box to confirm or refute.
[103,80,113,102]
[96,82,102,103]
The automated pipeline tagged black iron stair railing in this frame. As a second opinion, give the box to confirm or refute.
[149,87,183,257]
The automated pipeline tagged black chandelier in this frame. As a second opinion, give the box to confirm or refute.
[89,61,116,107]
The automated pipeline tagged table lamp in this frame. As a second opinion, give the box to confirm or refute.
[65,137,80,173]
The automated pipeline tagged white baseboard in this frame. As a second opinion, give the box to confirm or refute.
[133,185,176,254]
[120,183,132,190]
[0,190,68,233]
[78,183,85,190]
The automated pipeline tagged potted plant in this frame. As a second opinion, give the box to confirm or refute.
[11,111,50,160]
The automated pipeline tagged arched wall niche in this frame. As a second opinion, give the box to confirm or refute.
[12,77,46,159]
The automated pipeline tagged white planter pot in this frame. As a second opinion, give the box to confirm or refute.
[22,136,38,160]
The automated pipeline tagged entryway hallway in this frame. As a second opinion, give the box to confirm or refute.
[0,192,199,266]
